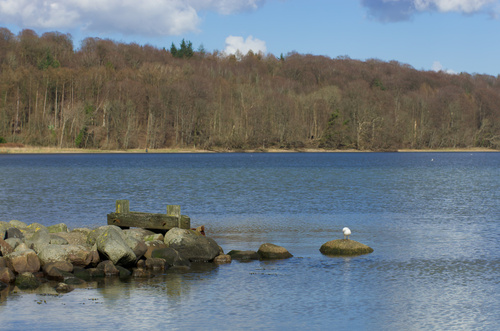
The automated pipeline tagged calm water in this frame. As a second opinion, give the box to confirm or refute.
[0,152,499,330]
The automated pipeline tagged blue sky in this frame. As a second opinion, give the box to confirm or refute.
[1,0,499,75]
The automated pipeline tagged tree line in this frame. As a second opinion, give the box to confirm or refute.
[1,27,499,151]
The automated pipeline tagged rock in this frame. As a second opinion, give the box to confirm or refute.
[5,249,40,273]
[227,250,259,261]
[55,232,87,246]
[213,254,232,264]
[47,223,69,233]
[0,238,14,256]
[25,228,51,253]
[42,261,74,281]
[4,238,22,250]
[123,228,155,241]
[151,247,189,267]
[319,239,374,256]
[55,283,74,293]
[144,240,168,259]
[27,222,48,233]
[144,233,164,242]
[95,227,136,267]
[96,261,120,276]
[72,228,91,236]
[164,228,219,262]
[87,225,123,246]
[124,236,148,260]
[145,258,167,270]
[15,272,41,290]
[72,267,105,280]
[257,243,293,260]
[9,220,27,229]
[49,234,69,245]
[64,275,86,285]
[0,257,5,268]
[37,245,92,267]
[0,267,16,283]
[116,266,132,278]
[132,268,152,278]
[14,243,29,252]
[0,221,9,239]
[6,227,24,240]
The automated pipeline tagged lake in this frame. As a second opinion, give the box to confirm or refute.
[0,152,499,330]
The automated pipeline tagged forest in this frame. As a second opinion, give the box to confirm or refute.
[0,27,499,151]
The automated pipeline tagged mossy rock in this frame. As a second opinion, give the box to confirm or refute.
[319,239,374,256]
[227,250,259,261]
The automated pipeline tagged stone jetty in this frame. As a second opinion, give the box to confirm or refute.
[0,220,293,294]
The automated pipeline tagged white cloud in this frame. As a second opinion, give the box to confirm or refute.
[0,0,266,36]
[224,35,267,56]
[432,61,457,74]
[414,0,496,13]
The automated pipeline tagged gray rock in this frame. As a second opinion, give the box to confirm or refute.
[25,228,51,254]
[164,228,220,262]
[144,233,164,242]
[257,243,293,260]
[96,260,120,276]
[124,236,148,260]
[123,228,155,241]
[55,232,87,246]
[47,223,69,233]
[95,227,136,267]
[27,222,48,233]
[4,249,40,273]
[55,282,74,293]
[49,234,69,245]
[15,272,41,290]
[72,228,92,236]
[6,227,24,240]
[14,243,29,252]
[87,225,124,246]
[4,238,22,250]
[144,240,168,259]
[213,254,232,264]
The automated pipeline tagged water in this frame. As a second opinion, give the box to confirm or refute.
[0,152,499,330]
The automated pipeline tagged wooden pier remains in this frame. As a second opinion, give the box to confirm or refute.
[107,200,191,231]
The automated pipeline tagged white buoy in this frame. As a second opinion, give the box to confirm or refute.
[342,227,351,240]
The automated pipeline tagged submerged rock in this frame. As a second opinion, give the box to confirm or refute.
[213,254,231,264]
[15,272,41,290]
[319,239,374,256]
[227,250,259,261]
[257,243,293,260]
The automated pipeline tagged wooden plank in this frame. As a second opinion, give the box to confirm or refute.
[116,200,130,213]
[107,212,191,230]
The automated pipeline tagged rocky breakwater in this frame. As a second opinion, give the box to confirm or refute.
[0,220,293,295]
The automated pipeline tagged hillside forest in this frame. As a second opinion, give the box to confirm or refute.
[1,28,499,151]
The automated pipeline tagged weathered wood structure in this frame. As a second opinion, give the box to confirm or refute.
[107,200,190,231]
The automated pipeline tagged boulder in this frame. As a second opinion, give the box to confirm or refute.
[123,228,155,241]
[4,238,22,250]
[0,257,5,268]
[37,245,92,267]
[319,239,374,256]
[55,283,74,293]
[227,250,259,261]
[164,228,219,262]
[27,222,48,233]
[72,228,92,236]
[144,240,168,259]
[49,234,69,245]
[95,227,136,267]
[5,227,24,240]
[55,232,87,246]
[213,254,232,264]
[72,266,105,280]
[4,249,40,273]
[144,233,164,242]
[87,225,124,246]
[151,247,189,267]
[145,258,167,270]
[132,268,153,278]
[15,272,41,290]
[47,223,69,233]
[43,261,74,281]
[0,238,14,256]
[9,220,27,228]
[0,267,15,283]
[124,236,148,260]
[0,221,9,239]
[257,243,293,260]
[25,228,51,253]
[14,243,29,252]
[96,260,120,277]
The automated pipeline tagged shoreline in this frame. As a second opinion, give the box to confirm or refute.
[0,145,498,154]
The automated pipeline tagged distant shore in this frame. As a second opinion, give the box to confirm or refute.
[1,144,498,154]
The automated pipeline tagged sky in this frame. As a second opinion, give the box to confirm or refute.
[1,0,499,75]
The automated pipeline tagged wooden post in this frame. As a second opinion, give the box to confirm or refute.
[116,200,130,213]
[167,205,181,217]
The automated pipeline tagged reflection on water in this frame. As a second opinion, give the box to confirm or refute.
[0,152,499,329]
